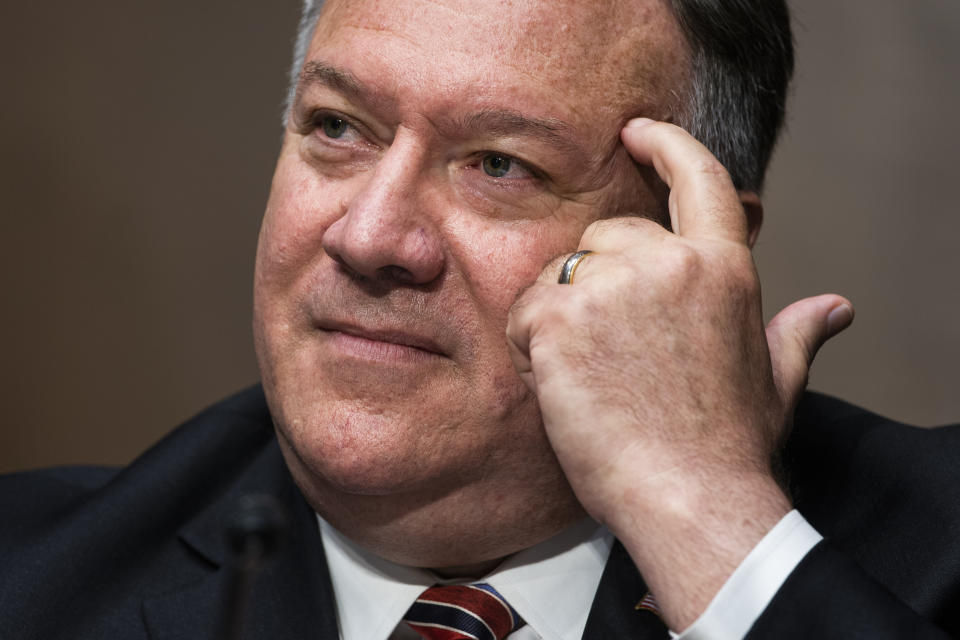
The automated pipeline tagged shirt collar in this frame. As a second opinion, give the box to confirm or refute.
[319,516,613,640]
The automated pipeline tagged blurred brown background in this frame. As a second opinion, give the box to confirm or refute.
[1,1,958,472]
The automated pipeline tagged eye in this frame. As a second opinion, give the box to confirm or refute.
[481,154,528,179]
[320,115,350,139]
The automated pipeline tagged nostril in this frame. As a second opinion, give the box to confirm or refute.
[377,265,415,283]
[325,251,349,271]
[327,254,416,285]
[325,252,367,281]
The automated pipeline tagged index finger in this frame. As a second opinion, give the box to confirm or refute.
[621,119,748,244]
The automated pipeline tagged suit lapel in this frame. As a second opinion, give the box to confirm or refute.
[142,442,340,640]
[582,541,670,639]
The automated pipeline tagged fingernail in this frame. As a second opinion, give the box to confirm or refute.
[827,303,854,335]
[626,117,655,129]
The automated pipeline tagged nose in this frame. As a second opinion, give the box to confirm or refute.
[321,138,444,285]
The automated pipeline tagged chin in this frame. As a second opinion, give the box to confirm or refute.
[269,388,488,499]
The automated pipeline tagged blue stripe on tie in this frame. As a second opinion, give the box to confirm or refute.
[471,584,521,631]
[405,601,495,640]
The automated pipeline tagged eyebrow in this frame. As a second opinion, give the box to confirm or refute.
[456,110,581,156]
[296,61,366,105]
[294,61,584,157]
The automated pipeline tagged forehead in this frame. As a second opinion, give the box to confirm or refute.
[308,0,690,127]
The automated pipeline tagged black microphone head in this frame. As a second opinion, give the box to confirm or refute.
[225,493,288,562]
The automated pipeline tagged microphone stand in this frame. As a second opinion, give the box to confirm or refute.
[220,494,287,640]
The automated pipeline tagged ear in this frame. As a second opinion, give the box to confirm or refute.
[738,190,764,248]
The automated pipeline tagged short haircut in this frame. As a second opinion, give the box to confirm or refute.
[285,0,794,192]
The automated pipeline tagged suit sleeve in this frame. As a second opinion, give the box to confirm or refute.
[746,541,954,638]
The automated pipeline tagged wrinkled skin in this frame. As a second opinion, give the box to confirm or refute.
[252,0,851,627]
[254,0,689,569]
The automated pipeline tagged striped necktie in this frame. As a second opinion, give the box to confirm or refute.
[403,583,525,640]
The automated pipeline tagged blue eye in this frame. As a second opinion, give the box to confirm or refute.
[482,154,512,177]
[321,116,349,139]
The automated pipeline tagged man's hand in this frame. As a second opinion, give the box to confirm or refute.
[506,119,853,630]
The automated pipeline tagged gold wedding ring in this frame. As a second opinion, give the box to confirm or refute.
[558,250,593,284]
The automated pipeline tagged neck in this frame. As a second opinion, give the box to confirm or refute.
[431,558,506,580]
[278,438,586,569]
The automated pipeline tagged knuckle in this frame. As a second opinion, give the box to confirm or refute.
[510,281,539,310]
[728,258,760,297]
[731,250,761,293]
[583,216,668,252]
[561,288,596,325]
[623,215,667,235]
[581,218,620,244]
[509,282,550,324]
[661,243,702,277]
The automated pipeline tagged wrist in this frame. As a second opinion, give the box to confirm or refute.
[606,466,791,630]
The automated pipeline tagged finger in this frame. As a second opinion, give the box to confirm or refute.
[766,294,855,409]
[505,282,554,392]
[621,119,747,244]
[535,246,608,286]
[505,331,537,393]
[577,216,669,254]
[538,245,643,289]
[537,251,584,285]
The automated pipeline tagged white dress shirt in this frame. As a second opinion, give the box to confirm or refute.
[673,510,822,639]
[319,510,822,640]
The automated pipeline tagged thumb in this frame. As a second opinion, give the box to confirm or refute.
[766,294,854,409]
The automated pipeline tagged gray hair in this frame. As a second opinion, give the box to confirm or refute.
[284,0,794,192]
[667,0,794,192]
[284,0,325,124]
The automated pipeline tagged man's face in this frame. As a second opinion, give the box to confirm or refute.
[253,0,688,552]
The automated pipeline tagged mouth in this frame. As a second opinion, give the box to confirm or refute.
[317,319,448,361]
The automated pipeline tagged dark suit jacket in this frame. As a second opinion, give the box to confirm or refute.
[1,386,958,639]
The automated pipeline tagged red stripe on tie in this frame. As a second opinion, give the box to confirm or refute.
[405,584,520,640]
[421,586,511,637]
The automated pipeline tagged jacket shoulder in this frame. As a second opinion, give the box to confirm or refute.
[787,391,960,510]
[1,385,272,531]
[0,465,117,534]
[785,391,960,627]
[0,384,283,639]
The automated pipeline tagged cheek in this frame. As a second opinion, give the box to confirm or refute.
[447,216,576,395]
[256,154,348,286]
[457,224,545,319]
[452,212,583,320]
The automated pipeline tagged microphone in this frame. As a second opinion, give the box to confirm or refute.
[220,494,288,640]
